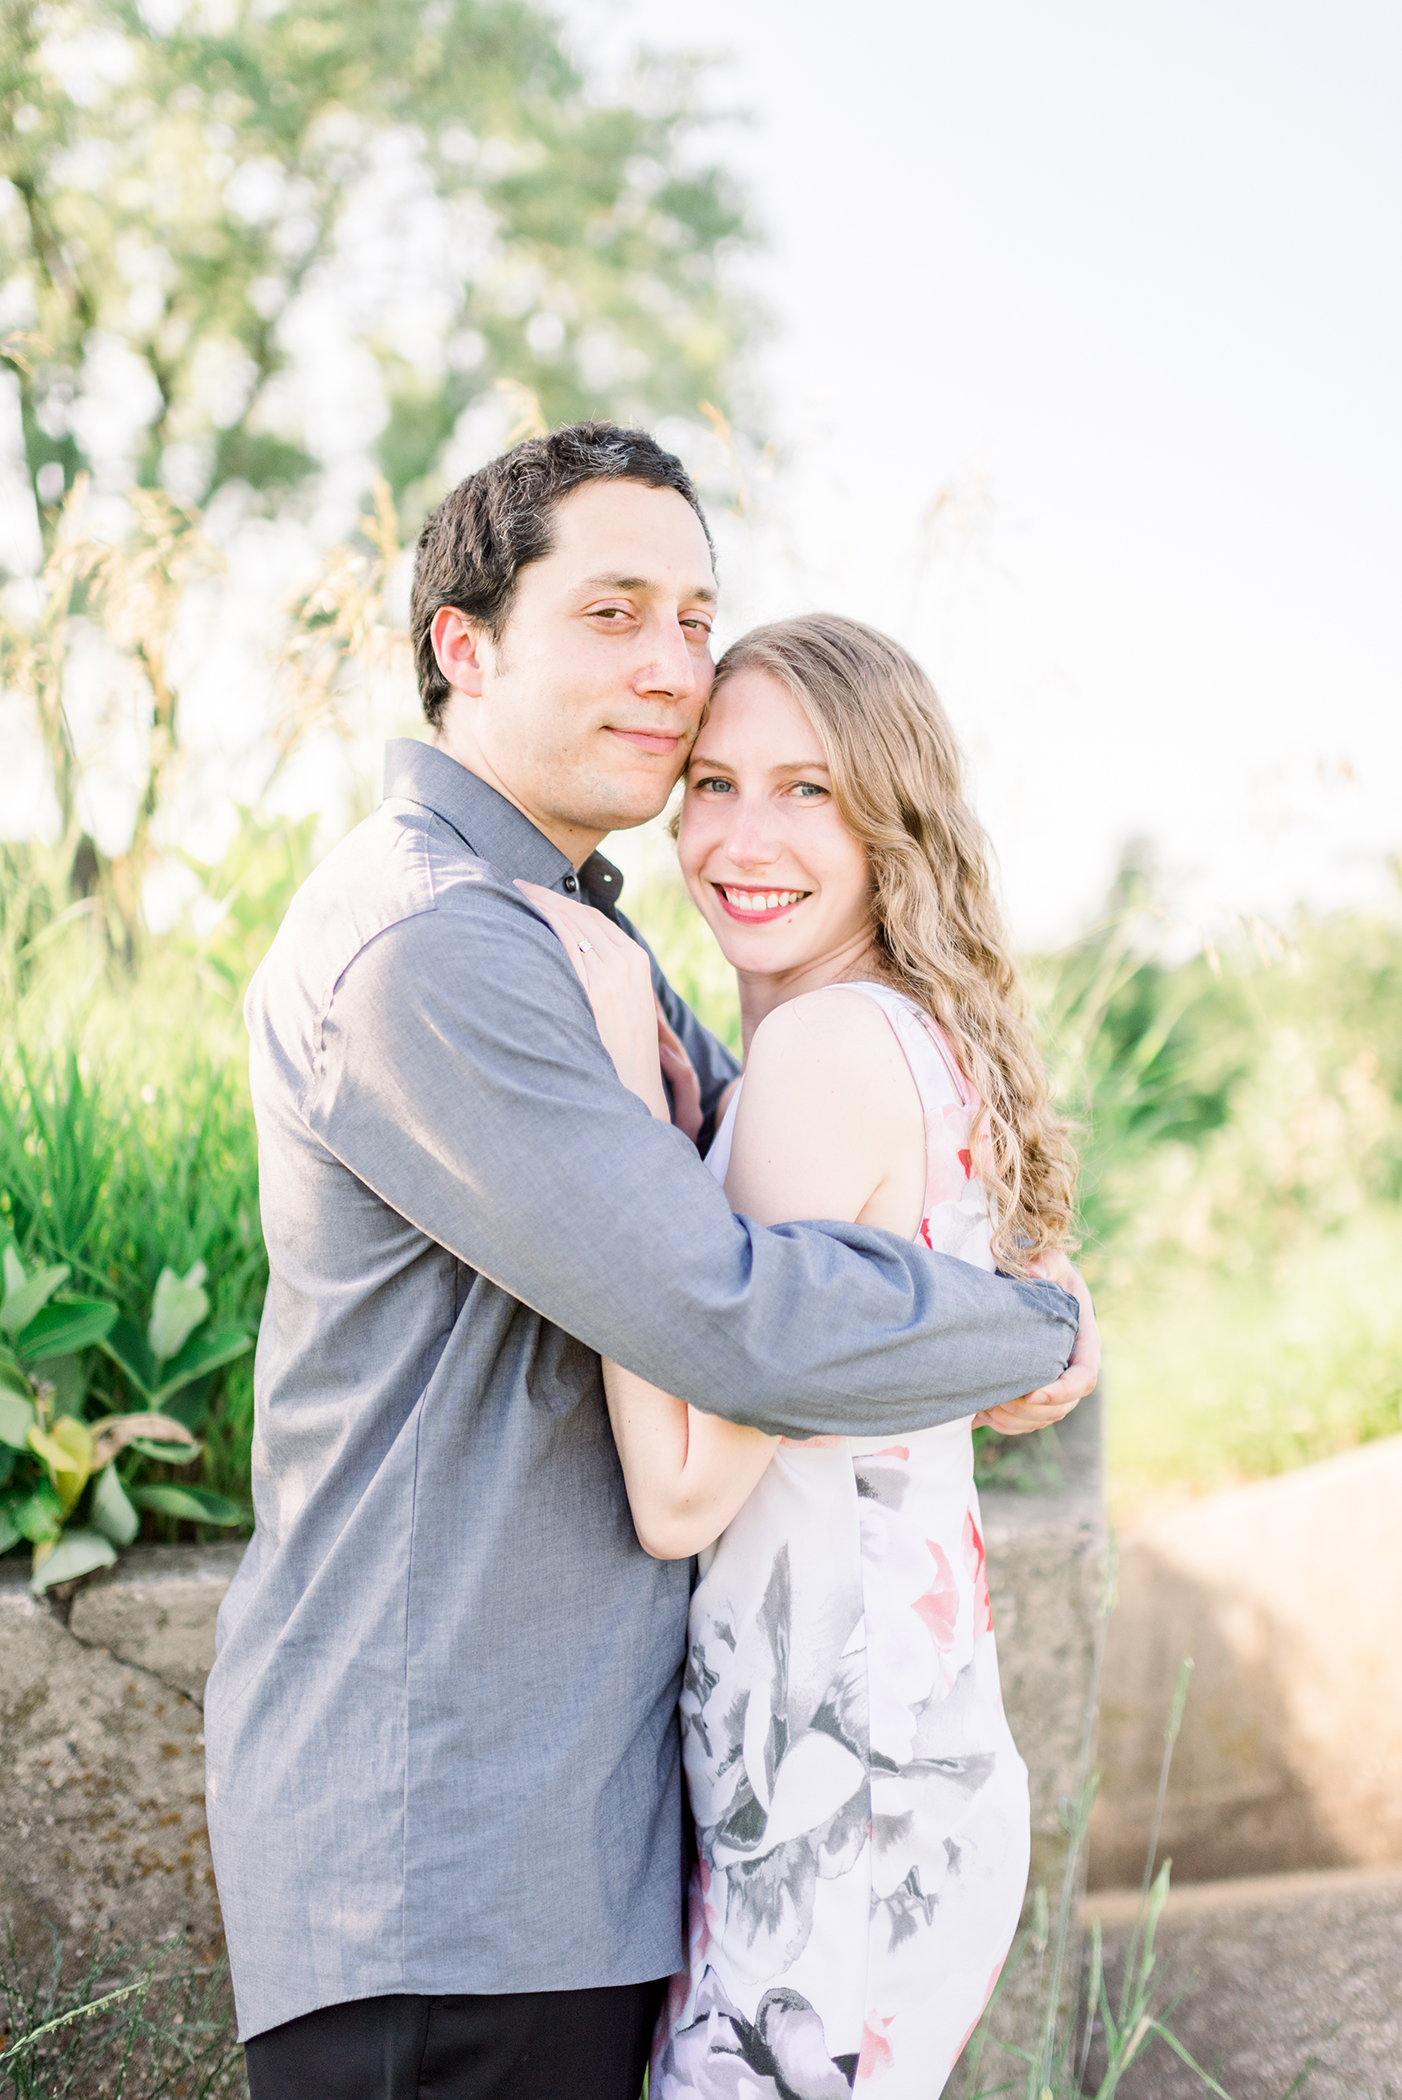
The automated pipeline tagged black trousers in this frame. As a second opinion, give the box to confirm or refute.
[243,1981,666,2100]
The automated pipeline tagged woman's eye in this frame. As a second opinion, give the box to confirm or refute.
[789,781,827,799]
[693,776,735,795]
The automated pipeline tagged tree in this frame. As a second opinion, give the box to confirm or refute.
[0,0,751,534]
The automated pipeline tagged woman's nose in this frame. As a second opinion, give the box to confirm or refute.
[723,804,780,869]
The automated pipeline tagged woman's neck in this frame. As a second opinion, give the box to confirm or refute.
[736,931,883,1056]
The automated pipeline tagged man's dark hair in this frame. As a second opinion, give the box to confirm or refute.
[410,421,715,728]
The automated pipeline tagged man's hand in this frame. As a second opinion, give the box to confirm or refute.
[972,1249,1099,1435]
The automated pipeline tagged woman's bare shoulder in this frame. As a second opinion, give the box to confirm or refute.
[741,985,920,1131]
[729,985,923,1225]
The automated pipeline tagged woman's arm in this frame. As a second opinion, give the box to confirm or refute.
[515,881,782,1557]
[600,1361,778,1560]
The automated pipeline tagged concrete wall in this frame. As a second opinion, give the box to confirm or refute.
[0,1544,242,1961]
[1091,1432,1402,1887]
[2,1409,1108,2002]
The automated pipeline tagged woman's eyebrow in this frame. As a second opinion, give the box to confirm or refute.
[688,752,830,774]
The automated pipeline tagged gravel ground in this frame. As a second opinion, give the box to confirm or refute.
[1083,1866,1402,2099]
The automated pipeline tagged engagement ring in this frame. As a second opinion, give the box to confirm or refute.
[577,939,593,954]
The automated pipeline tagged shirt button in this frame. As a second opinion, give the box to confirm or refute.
[563,874,578,894]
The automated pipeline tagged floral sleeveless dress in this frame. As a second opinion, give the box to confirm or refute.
[652,983,1030,2099]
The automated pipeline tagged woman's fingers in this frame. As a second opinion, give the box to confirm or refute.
[657,998,703,1142]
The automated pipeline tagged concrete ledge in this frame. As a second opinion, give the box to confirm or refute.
[1084,1865,1402,2100]
[0,1550,242,1962]
[67,1542,247,1706]
[1091,1433,1402,1886]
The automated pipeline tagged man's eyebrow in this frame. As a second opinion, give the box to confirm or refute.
[572,572,718,605]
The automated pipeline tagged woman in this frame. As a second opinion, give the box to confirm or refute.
[524,615,1080,2098]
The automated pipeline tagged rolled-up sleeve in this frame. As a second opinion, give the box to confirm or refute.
[307,874,1077,1437]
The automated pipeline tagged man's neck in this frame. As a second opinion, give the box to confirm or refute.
[434,728,605,872]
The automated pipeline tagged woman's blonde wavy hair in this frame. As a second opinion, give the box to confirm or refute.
[709,613,1077,1272]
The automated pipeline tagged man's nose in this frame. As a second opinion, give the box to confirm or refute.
[636,609,707,700]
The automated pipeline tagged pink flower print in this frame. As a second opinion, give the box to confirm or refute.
[876,1445,910,1461]
[919,1216,933,1248]
[911,1539,959,1650]
[924,1105,976,1207]
[963,1509,992,1636]
[856,2013,895,2079]
[953,1955,1009,2062]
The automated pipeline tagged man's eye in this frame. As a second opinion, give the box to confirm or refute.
[681,616,713,635]
[590,606,630,621]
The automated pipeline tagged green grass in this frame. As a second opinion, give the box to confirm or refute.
[0,1935,245,2100]
[0,923,263,1535]
[1100,1205,1402,1522]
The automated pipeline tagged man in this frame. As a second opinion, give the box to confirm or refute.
[206,423,1096,2099]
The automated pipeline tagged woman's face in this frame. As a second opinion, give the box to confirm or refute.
[677,667,874,983]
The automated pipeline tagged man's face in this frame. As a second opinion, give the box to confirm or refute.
[433,479,717,858]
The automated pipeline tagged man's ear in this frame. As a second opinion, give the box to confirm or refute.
[431,606,491,698]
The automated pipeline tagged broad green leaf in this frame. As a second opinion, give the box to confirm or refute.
[125,1437,202,1465]
[0,1508,22,1556]
[1,1262,72,1339]
[28,1416,96,1513]
[30,1526,117,1594]
[10,1480,63,1542]
[2,1246,24,1300]
[0,1389,37,1450]
[151,1327,252,1404]
[130,1483,243,1525]
[100,1318,158,1400]
[42,1352,88,1414]
[0,1345,32,1399]
[89,1463,140,1549]
[148,1262,209,1364]
[18,1298,118,1363]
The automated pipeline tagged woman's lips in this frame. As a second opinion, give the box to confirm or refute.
[712,883,810,923]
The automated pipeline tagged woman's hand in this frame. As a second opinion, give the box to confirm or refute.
[971,1248,1100,1435]
[516,881,670,1121]
[656,1002,703,1143]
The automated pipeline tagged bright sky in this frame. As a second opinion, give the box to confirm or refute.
[566,0,1402,947]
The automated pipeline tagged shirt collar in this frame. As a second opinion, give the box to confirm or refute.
[381,739,625,915]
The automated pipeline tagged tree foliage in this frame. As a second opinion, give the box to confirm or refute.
[0,0,750,529]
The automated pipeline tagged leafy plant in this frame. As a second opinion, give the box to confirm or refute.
[0,1234,248,1592]
[0,1025,265,1524]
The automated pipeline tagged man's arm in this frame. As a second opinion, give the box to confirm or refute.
[304,877,1080,1437]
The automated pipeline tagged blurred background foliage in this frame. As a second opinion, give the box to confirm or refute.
[0,0,1398,1563]
[2,0,748,519]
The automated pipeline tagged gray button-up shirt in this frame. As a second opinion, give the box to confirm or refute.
[206,739,1078,2041]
